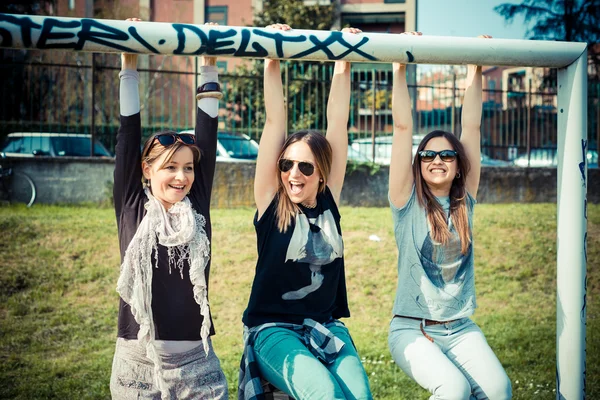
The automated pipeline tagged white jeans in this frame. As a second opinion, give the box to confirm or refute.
[388,316,512,400]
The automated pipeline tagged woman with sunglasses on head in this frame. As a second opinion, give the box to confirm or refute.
[110,18,228,400]
[387,33,512,400]
[237,23,372,400]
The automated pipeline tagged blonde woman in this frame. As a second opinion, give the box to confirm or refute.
[110,19,227,400]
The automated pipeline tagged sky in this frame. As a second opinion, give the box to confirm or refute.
[417,0,530,40]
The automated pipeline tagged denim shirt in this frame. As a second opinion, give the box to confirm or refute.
[390,185,477,321]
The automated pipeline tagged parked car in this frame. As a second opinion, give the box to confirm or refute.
[179,130,259,162]
[512,148,599,168]
[349,135,509,166]
[481,154,511,167]
[1,132,112,157]
[350,136,394,165]
[347,145,372,163]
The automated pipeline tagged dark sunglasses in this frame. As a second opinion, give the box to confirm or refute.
[418,149,457,163]
[153,133,196,147]
[278,158,315,176]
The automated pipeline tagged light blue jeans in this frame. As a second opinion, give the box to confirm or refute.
[253,324,373,400]
[388,316,512,400]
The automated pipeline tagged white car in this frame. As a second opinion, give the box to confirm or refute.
[350,136,394,165]
[350,135,424,164]
[1,132,113,157]
[179,130,259,162]
[513,148,598,168]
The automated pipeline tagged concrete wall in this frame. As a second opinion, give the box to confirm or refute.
[339,165,600,205]
[5,157,599,206]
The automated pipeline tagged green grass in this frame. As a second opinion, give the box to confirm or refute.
[0,203,598,399]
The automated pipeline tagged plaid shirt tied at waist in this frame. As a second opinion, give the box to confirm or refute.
[238,318,347,400]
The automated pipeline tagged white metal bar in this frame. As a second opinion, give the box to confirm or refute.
[0,13,587,67]
[557,50,588,400]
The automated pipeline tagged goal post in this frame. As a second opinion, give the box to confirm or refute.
[557,50,587,400]
[0,14,586,66]
[0,13,589,400]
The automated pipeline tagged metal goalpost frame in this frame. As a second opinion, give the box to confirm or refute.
[0,13,589,399]
[556,50,588,400]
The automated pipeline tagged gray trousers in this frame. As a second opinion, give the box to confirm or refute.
[110,338,229,400]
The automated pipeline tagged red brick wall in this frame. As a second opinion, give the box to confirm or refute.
[55,0,140,19]
[206,0,254,27]
[205,0,255,71]
[151,0,192,23]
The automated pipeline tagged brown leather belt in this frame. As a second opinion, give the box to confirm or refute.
[394,315,458,343]
[395,315,457,326]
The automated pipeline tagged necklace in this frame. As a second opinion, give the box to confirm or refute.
[301,201,317,209]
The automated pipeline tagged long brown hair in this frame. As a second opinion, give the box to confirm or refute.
[413,130,471,254]
[141,130,201,187]
[276,130,332,232]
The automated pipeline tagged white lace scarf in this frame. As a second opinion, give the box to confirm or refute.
[116,190,211,398]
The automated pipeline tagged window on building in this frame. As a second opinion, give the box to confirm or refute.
[206,6,227,25]
[216,61,228,72]
[342,12,405,34]
[303,0,331,5]
[341,12,405,73]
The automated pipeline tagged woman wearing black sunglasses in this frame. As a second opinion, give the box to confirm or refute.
[387,34,512,400]
[237,24,372,400]
[109,19,228,400]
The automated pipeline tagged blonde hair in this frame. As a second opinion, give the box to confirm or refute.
[412,130,471,254]
[141,131,201,187]
[276,131,332,233]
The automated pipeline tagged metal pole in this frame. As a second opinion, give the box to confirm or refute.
[525,78,531,167]
[597,82,599,155]
[0,14,587,67]
[194,56,198,127]
[451,70,456,134]
[371,69,376,162]
[90,53,96,157]
[556,49,587,400]
[284,61,289,136]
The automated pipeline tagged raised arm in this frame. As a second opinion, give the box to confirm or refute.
[254,24,289,218]
[325,45,353,203]
[119,17,140,119]
[114,18,143,218]
[388,63,415,208]
[460,63,483,199]
[192,43,221,200]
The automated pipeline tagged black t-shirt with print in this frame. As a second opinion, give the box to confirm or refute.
[242,187,350,328]
[113,108,217,340]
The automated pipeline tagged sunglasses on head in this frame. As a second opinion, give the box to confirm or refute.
[278,158,315,176]
[153,133,196,147]
[418,149,457,163]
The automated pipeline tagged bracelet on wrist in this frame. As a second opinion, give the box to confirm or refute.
[196,81,223,100]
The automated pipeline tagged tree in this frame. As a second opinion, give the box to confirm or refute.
[495,0,600,80]
[223,0,337,136]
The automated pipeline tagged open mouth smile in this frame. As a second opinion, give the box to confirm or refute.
[429,168,447,174]
[289,181,305,194]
